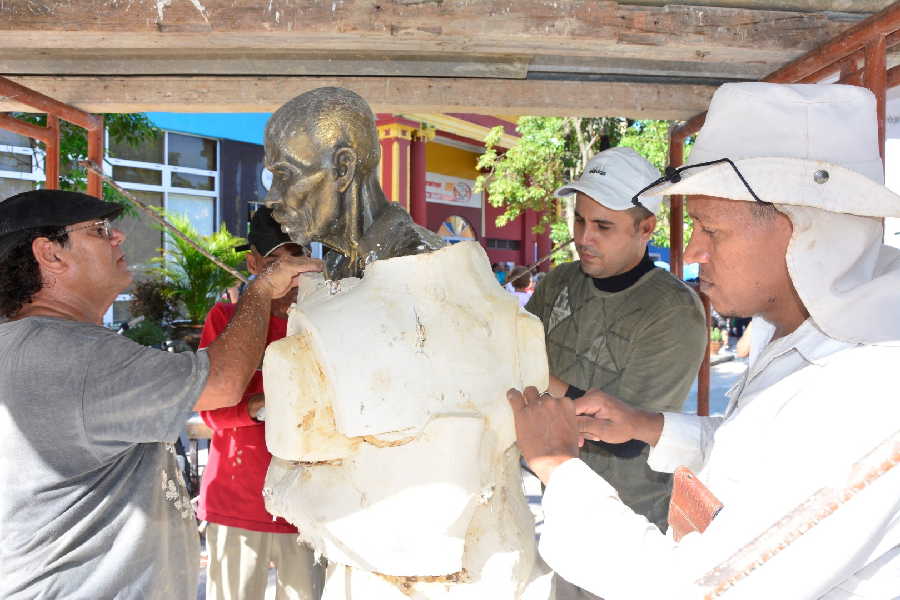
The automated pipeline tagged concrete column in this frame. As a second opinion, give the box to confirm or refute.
[409,129,430,227]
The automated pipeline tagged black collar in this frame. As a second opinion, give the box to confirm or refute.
[592,248,656,293]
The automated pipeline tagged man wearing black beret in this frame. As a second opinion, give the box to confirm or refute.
[0,189,321,599]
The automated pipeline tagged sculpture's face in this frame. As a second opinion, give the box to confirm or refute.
[264,128,342,246]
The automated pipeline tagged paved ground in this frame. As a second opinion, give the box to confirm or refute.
[197,356,749,597]
[683,354,748,416]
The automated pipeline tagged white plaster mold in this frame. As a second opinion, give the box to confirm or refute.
[263,241,552,598]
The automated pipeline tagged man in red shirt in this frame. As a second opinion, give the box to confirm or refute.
[199,207,323,600]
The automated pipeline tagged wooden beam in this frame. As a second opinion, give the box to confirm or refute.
[0,51,529,79]
[528,54,775,82]
[765,1,900,81]
[0,2,863,63]
[621,1,890,12]
[0,76,716,120]
[671,2,900,142]
[888,63,900,87]
[0,1,879,115]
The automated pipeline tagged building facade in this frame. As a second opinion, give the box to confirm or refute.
[375,113,552,271]
[110,111,553,277]
[0,111,553,323]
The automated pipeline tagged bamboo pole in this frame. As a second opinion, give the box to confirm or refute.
[80,160,249,285]
[519,237,574,280]
[698,428,900,598]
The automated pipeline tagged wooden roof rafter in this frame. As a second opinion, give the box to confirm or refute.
[0,0,895,116]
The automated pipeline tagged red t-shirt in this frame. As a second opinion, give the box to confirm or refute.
[197,302,296,533]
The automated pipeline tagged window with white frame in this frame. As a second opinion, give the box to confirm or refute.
[0,129,43,197]
[104,130,220,327]
[247,200,265,236]
[106,130,219,237]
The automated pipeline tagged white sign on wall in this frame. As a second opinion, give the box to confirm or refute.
[425,172,482,209]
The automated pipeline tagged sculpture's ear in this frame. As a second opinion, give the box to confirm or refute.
[333,147,357,193]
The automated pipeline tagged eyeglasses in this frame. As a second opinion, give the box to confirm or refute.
[631,158,770,210]
[65,219,114,240]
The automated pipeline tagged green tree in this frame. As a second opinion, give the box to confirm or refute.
[11,113,159,214]
[476,117,692,261]
[151,214,248,324]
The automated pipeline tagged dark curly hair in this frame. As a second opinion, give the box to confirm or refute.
[0,227,69,317]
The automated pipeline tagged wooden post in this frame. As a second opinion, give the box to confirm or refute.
[668,121,711,418]
[45,115,59,190]
[409,129,429,228]
[668,123,685,281]
[86,115,103,198]
[697,290,712,418]
[864,35,887,161]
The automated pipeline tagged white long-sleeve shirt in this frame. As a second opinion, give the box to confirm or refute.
[539,319,900,599]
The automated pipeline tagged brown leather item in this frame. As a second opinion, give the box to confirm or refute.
[668,466,724,542]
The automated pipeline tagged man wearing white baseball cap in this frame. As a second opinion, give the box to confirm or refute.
[510,82,900,599]
[525,147,707,598]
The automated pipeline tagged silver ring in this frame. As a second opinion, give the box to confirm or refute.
[538,391,553,400]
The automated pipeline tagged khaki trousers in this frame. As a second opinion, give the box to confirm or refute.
[206,523,324,600]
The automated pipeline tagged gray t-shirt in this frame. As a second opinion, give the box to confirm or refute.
[0,317,210,599]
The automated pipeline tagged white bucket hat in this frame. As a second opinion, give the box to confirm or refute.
[643,82,900,346]
[641,83,900,216]
[555,147,663,215]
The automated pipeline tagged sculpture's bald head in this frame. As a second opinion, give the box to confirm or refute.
[263,87,382,246]
[267,87,380,177]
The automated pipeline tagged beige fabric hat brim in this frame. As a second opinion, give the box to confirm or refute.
[643,157,900,218]
[780,205,900,346]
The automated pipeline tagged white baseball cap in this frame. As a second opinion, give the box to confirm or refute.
[555,147,663,215]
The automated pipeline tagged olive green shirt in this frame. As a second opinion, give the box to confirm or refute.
[526,261,707,529]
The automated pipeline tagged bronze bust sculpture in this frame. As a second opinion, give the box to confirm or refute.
[260,87,554,599]
[264,87,444,279]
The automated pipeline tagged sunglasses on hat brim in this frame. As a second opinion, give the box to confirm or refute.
[631,157,771,210]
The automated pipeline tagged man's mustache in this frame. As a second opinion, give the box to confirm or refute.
[271,206,313,246]
[576,244,601,259]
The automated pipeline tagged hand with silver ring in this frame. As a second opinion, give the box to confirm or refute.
[506,386,579,484]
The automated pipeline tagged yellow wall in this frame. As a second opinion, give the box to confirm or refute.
[425,142,480,180]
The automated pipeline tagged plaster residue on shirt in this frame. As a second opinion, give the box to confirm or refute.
[162,443,194,520]
[548,287,571,332]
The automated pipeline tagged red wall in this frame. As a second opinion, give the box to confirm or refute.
[481,200,550,271]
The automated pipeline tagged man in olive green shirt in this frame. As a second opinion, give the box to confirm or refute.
[526,147,707,599]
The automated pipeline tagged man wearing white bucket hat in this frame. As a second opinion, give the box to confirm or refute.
[509,82,900,599]
[525,148,706,553]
